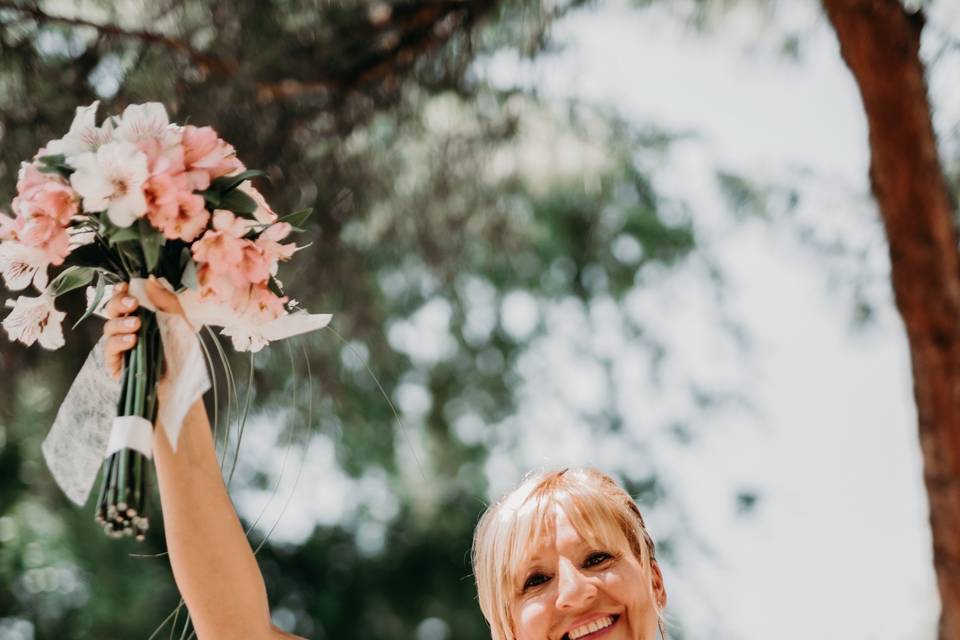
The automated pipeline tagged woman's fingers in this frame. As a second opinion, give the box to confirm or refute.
[104,315,140,337]
[145,276,185,317]
[103,282,140,379]
[105,283,139,320]
[102,278,186,379]
[105,333,137,379]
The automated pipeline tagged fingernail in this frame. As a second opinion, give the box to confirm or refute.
[125,335,135,343]
[124,318,138,328]
[123,297,136,308]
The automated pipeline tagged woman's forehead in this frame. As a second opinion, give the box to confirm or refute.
[518,504,619,560]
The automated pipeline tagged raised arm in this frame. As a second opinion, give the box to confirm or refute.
[104,280,303,640]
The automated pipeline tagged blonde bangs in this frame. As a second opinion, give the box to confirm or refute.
[473,468,657,640]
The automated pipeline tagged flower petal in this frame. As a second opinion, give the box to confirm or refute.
[0,242,48,291]
[261,311,332,341]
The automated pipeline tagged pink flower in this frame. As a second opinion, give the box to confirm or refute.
[16,162,52,197]
[14,164,78,225]
[7,188,73,268]
[15,181,78,227]
[192,210,273,290]
[192,210,248,269]
[148,183,210,242]
[164,192,210,242]
[194,264,235,300]
[16,216,71,265]
[181,126,244,191]
[144,173,180,227]
[218,284,289,352]
[244,283,287,321]
[255,222,296,265]
[237,181,278,224]
[235,242,271,286]
[137,134,186,177]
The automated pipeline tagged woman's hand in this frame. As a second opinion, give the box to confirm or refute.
[103,277,185,379]
[103,281,140,380]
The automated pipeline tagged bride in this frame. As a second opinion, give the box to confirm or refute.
[103,280,668,640]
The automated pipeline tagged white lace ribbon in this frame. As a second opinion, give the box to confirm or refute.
[40,277,329,506]
[40,281,211,506]
[105,416,154,459]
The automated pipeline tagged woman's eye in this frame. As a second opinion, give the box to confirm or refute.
[523,573,550,591]
[584,552,613,568]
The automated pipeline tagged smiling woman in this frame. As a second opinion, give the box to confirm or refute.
[472,469,667,640]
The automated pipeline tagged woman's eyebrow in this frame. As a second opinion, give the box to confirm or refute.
[519,553,548,570]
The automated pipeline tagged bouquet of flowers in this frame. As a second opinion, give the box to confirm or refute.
[1,102,330,540]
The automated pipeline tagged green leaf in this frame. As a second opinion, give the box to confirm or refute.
[38,164,71,177]
[49,266,94,298]
[219,189,257,216]
[267,275,285,298]
[67,242,113,269]
[277,207,313,231]
[202,190,222,208]
[72,272,106,329]
[107,227,140,246]
[37,154,67,166]
[209,170,268,194]
[139,219,165,273]
[181,254,199,289]
[36,154,74,178]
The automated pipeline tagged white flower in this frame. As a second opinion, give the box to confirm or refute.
[114,103,171,143]
[0,211,18,241]
[45,101,115,159]
[3,293,66,349]
[68,227,96,249]
[221,311,332,352]
[85,283,115,319]
[220,323,271,353]
[70,142,149,227]
[0,242,50,291]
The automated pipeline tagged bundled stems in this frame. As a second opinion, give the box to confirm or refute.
[94,308,164,541]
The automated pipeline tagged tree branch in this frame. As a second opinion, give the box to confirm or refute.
[822,1,960,638]
[254,0,492,103]
[0,0,237,73]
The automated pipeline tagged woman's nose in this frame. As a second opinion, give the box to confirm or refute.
[555,558,597,610]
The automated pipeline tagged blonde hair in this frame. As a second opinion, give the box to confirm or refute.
[471,468,665,640]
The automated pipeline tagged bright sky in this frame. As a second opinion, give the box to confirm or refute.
[478,1,944,638]
[235,2,953,638]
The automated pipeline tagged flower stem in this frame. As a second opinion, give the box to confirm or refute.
[96,306,160,540]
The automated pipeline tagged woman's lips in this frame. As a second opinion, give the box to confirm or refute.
[562,613,621,640]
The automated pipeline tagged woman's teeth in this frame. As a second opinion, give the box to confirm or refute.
[568,615,616,639]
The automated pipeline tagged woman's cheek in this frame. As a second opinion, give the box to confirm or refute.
[514,598,552,640]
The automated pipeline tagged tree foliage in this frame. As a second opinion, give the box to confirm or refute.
[0,1,723,638]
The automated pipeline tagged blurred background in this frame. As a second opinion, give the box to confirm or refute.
[0,0,957,638]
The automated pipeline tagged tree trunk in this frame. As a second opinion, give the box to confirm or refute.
[822,1,960,637]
